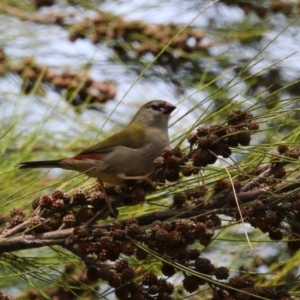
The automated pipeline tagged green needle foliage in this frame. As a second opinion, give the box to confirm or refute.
[1,1,300,299]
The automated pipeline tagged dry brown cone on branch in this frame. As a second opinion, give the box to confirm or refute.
[1,54,117,109]
[1,108,297,298]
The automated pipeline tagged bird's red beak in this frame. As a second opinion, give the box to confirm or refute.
[163,102,176,115]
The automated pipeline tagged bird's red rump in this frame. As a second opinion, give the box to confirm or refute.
[73,154,102,161]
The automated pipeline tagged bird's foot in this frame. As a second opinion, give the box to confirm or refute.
[97,179,118,219]
[118,173,157,189]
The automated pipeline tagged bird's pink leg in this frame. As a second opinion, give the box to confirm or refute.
[98,179,117,217]
[117,173,156,188]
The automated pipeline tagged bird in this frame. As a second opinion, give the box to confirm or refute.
[16,100,176,217]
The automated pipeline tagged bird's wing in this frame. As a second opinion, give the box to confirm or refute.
[78,122,148,156]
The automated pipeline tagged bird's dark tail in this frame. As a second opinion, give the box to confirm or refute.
[16,160,62,169]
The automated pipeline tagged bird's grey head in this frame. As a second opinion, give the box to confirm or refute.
[130,100,176,129]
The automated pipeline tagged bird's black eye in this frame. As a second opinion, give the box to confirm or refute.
[151,104,162,111]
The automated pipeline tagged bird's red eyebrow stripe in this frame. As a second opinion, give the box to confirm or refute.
[72,154,102,161]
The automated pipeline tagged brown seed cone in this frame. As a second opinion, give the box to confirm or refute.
[192,149,216,167]
[187,248,201,260]
[186,187,208,200]
[248,122,259,131]
[115,259,129,272]
[155,229,169,242]
[135,248,148,260]
[226,126,239,147]
[142,271,158,286]
[251,200,265,212]
[172,192,187,208]
[209,124,227,137]
[121,267,135,281]
[258,287,278,298]
[287,236,300,251]
[126,224,142,237]
[166,231,182,245]
[165,155,180,168]
[72,189,87,205]
[62,214,76,227]
[206,133,219,146]
[199,235,212,247]
[111,229,126,240]
[115,284,131,300]
[90,190,106,205]
[108,243,122,261]
[213,179,229,194]
[130,188,146,204]
[76,209,94,223]
[194,222,206,236]
[9,215,25,227]
[73,226,89,238]
[39,195,54,208]
[28,216,42,232]
[98,249,108,261]
[264,210,278,224]
[100,236,113,249]
[0,214,8,226]
[237,131,251,146]
[84,267,99,283]
[209,214,222,227]
[182,275,200,293]
[158,277,174,294]
[92,228,103,238]
[164,167,180,182]
[51,189,65,200]
[197,136,211,148]
[161,263,176,277]
[187,132,198,145]
[197,126,210,137]
[181,166,194,177]
[108,273,122,288]
[175,219,188,231]
[161,147,173,158]
[235,290,251,300]
[148,284,160,295]
[154,156,165,168]
[172,147,185,158]
[51,199,65,211]
[130,291,146,300]
[294,199,300,211]
[31,197,40,210]
[195,257,215,274]
[277,143,289,154]
[121,242,135,256]
[268,229,283,241]
[273,166,286,179]
[229,276,254,289]
[215,266,230,280]
[227,109,250,125]
[105,184,122,196]
[162,222,173,231]
[0,291,11,300]
[287,149,300,159]
[78,241,92,254]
